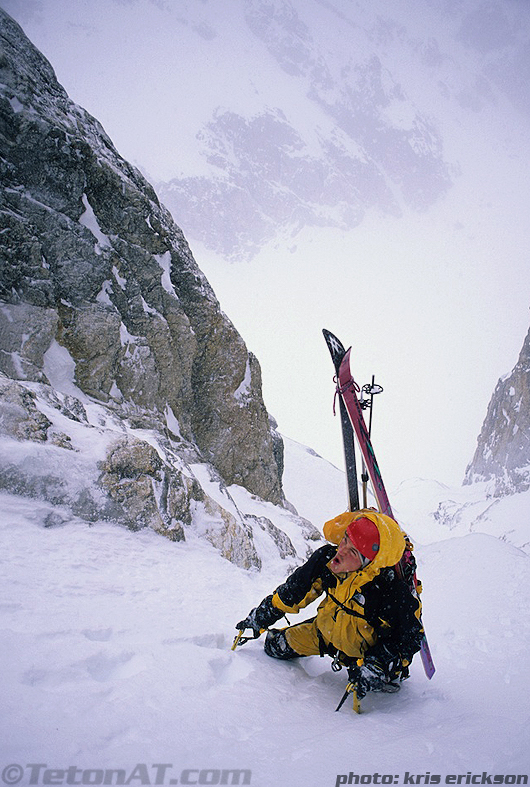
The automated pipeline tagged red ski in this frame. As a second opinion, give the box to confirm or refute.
[337,348,393,516]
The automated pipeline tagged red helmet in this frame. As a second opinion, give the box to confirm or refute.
[345,516,380,560]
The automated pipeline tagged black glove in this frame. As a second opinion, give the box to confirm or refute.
[236,595,283,637]
[347,657,400,700]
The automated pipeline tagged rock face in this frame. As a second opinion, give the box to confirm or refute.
[0,9,283,505]
[153,0,458,261]
[0,10,326,569]
[464,327,530,496]
[158,60,451,261]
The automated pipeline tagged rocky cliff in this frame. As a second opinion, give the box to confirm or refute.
[464,326,530,496]
[157,0,453,260]
[0,10,319,567]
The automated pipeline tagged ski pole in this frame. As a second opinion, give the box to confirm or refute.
[367,375,376,436]
[359,381,371,508]
[360,376,383,508]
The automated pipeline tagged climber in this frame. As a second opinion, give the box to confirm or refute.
[233,509,424,705]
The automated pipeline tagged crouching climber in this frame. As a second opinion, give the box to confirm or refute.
[233,509,424,709]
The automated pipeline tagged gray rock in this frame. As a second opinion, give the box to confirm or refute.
[0,303,58,382]
[0,11,325,570]
[464,326,530,496]
[0,373,51,441]
[0,8,284,507]
[190,491,262,570]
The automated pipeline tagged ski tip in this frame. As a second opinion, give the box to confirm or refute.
[322,329,347,369]
[322,328,339,342]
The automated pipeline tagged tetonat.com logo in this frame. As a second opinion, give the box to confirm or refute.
[1,764,252,785]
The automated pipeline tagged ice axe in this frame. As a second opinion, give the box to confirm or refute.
[230,626,266,650]
[335,658,364,713]
[335,681,361,714]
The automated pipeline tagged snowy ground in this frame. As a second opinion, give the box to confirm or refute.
[1,438,530,787]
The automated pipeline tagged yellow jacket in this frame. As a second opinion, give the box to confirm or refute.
[271,510,421,661]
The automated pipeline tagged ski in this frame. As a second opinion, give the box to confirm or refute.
[322,329,435,680]
[323,330,360,511]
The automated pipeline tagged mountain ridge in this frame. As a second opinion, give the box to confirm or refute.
[0,8,323,568]
[464,326,530,496]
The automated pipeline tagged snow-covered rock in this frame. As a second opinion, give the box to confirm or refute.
[465,327,530,497]
[0,8,284,511]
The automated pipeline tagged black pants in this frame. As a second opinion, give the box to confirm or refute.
[264,628,301,660]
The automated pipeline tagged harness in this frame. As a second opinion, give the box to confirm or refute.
[325,590,367,620]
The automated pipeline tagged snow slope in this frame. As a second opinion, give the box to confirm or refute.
[1,438,529,786]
